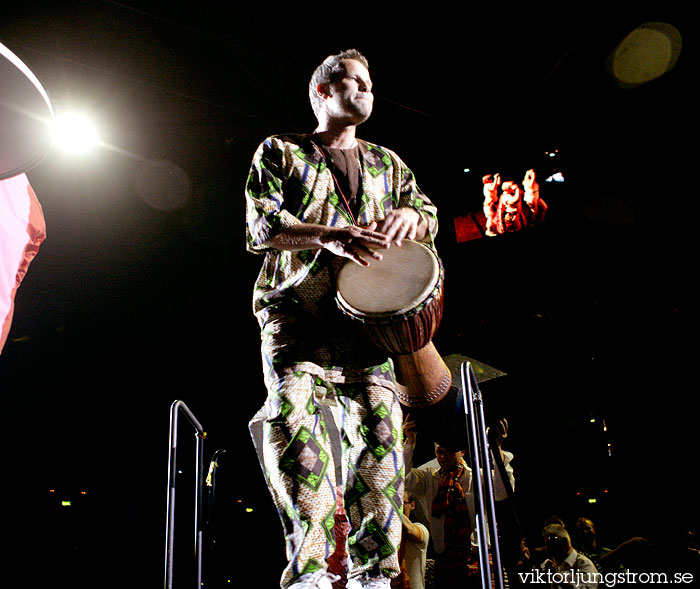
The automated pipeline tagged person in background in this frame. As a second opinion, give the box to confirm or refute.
[403,417,514,587]
[521,523,599,589]
[392,491,430,589]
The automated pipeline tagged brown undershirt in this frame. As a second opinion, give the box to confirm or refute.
[321,145,361,218]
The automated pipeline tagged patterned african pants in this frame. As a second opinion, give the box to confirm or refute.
[249,371,405,588]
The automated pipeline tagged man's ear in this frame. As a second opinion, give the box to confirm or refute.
[316,82,332,100]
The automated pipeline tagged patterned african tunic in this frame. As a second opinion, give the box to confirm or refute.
[245,133,439,390]
[245,133,439,586]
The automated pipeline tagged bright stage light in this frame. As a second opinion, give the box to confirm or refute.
[51,112,99,154]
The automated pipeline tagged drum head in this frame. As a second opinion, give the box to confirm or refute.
[337,240,439,315]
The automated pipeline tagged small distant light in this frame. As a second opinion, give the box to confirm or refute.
[463,168,471,173]
[61,500,72,507]
[545,172,565,182]
[588,498,597,504]
[590,418,596,423]
[80,491,87,495]
[49,489,55,493]
[246,507,254,513]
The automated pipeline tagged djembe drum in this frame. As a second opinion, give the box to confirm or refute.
[336,240,452,408]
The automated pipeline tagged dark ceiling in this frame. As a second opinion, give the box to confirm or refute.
[1,2,697,586]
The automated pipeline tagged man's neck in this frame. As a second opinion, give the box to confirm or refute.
[312,124,358,149]
[440,462,464,474]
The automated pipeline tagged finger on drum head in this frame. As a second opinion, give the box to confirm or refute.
[366,231,390,245]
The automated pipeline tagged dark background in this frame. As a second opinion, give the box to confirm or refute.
[1,3,697,587]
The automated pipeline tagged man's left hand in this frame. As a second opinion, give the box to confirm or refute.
[377,208,424,245]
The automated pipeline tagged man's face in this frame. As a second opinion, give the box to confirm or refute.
[402,492,414,516]
[435,445,464,471]
[323,59,374,125]
[544,534,570,561]
[501,181,521,200]
[576,519,596,543]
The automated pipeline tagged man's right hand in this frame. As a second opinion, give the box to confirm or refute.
[482,173,501,199]
[263,221,390,266]
[321,221,391,266]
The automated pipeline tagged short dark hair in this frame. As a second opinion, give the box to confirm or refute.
[308,49,369,117]
[543,524,571,545]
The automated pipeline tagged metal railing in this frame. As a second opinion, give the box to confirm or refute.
[164,400,206,589]
[461,361,505,589]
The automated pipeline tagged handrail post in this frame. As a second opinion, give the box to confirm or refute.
[461,362,505,589]
[164,400,206,589]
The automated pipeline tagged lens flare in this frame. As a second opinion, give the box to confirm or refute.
[51,112,99,153]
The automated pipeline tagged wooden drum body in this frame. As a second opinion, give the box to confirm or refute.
[336,240,452,408]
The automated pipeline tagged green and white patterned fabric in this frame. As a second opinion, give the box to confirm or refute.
[245,133,439,587]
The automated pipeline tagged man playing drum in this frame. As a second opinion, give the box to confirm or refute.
[245,49,439,589]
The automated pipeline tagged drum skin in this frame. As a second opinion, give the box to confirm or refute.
[336,240,444,355]
[336,240,452,408]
